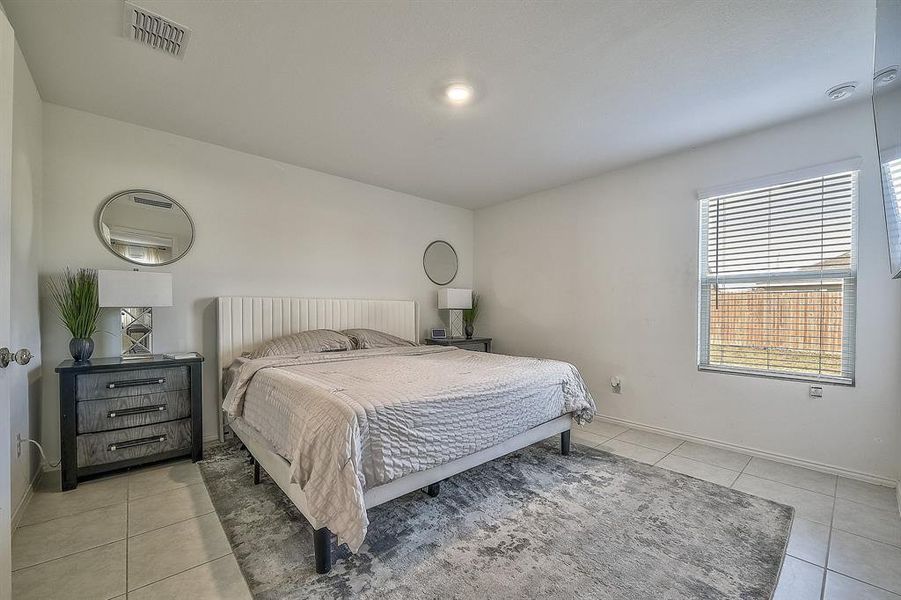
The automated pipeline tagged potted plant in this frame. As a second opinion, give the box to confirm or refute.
[48,268,101,362]
[462,294,480,340]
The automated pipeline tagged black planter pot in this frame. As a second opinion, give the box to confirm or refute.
[464,323,474,339]
[69,337,95,362]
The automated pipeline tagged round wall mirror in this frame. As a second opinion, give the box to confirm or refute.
[98,190,195,266]
[423,240,458,285]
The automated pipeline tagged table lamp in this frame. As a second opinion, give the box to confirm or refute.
[98,269,173,358]
[438,288,472,338]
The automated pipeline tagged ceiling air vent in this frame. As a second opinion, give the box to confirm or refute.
[122,1,191,59]
[134,195,173,209]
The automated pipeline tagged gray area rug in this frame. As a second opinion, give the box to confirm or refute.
[199,437,792,599]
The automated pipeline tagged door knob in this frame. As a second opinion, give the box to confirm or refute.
[0,347,33,368]
[14,348,32,365]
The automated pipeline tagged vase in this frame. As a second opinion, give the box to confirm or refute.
[464,323,474,339]
[69,337,95,362]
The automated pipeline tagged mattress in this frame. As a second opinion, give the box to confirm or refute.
[223,345,596,551]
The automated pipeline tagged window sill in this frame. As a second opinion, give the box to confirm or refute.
[698,365,854,387]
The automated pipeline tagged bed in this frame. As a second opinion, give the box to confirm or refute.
[217,296,596,574]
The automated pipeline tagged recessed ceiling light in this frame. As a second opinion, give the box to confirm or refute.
[444,82,474,105]
[875,66,899,87]
[826,82,857,101]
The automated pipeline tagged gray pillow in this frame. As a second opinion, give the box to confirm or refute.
[341,328,416,349]
[249,329,354,358]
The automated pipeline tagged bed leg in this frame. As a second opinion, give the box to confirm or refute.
[314,527,333,574]
[253,458,261,485]
[561,430,571,456]
[425,482,441,497]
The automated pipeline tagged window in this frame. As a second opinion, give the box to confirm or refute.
[698,168,858,384]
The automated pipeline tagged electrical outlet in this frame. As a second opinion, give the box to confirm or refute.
[809,385,823,399]
[610,376,622,394]
[16,434,22,458]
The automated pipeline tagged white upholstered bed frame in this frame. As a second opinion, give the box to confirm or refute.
[216,295,572,573]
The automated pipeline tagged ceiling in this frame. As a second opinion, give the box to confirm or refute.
[1,0,875,209]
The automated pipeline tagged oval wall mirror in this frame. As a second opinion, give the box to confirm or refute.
[423,240,458,285]
[98,190,195,266]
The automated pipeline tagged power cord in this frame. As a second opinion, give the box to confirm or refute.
[18,436,62,469]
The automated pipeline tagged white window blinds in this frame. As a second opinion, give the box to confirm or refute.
[698,169,858,384]
[881,156,901,275]
[884,157,901,212]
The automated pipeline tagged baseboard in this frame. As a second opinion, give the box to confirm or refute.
[11,466,42,530]
[596,413,899,488]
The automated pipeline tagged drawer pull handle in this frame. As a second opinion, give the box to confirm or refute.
[108,435,167,452]
[106,377,165,389]
[107,404,167,419]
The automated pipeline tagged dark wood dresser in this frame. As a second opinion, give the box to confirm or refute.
[56,354,203,490]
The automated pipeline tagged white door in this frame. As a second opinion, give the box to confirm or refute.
[0,10,14,598]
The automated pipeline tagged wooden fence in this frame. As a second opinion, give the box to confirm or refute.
[708,285,843,374]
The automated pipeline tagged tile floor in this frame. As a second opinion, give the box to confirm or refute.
[574,420,901,600]
[12,423,901,599]
[11,460,252,600]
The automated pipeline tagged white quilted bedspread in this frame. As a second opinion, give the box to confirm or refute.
[222,346,596,551]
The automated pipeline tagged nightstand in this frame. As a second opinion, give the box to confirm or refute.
[424,337,492,353]
[56,353,204,490]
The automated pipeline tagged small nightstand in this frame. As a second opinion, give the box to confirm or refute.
[56,353,204,490]
[424,337,492,353]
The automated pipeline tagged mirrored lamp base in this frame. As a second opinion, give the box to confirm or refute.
[121,307,154,358]
[448,309,464,338]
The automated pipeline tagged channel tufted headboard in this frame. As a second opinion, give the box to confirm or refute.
[217,296,418,375]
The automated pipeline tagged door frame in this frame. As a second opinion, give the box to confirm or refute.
[0,9,15,598]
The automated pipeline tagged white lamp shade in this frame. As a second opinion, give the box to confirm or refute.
[98,270,173,307]
[437,288,472,310]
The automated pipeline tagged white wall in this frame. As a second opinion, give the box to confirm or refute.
[39,104,473,456]
[475,101,901,482]
[10,44,42,519]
